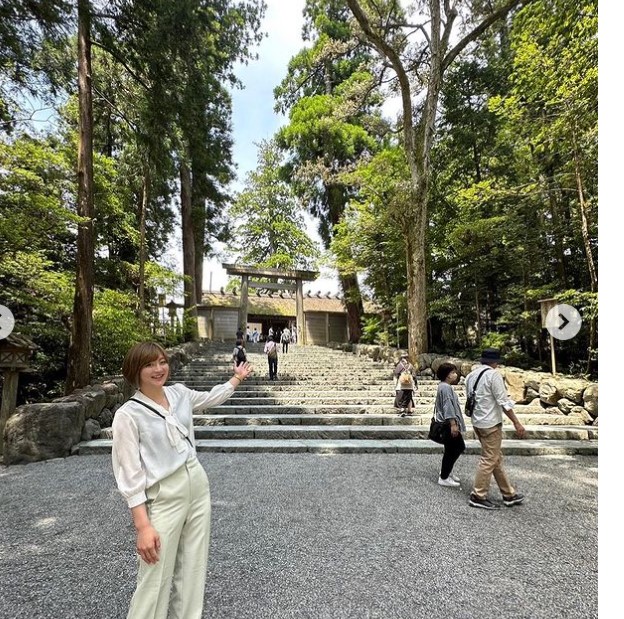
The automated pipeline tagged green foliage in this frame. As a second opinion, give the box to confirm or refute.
[480,332,512,352]
[228,139,321,271]
[275,1,386,247]
[92,289,153,377]
[331,146,409,309]
[0,134,78,260]
[359,315,387,346]
[0,250,74,402]
[418,0,597,374]
[0,0,599,391]
[0,0,72,132]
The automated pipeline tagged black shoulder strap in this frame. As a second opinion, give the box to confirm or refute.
[472,367,492,392]
[128,398,193,447]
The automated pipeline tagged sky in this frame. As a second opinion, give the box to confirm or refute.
[200,0,343,295]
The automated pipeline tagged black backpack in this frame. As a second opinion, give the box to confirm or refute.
[235,346,247,366]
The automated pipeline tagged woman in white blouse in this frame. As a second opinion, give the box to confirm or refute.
[112,341,252,619]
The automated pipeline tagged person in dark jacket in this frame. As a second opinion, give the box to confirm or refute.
[232,339,247,367]
[434,362,466,487]
[263,336,278,380]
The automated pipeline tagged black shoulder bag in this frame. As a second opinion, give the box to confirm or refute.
[464,368,492,417]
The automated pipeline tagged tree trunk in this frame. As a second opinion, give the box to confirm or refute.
[338,272,363,342]
[192,201,205,305]
[180,161,198,340]
[66,0,95,394]
[571,127,597,292]
[346,0,526,359]
[539,164,567,287]
[404,185,428,359]
[475,284,482,346]
[138,166,150,314]
[325,183,364,342]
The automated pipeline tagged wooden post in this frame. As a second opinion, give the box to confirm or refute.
[0,370,20,457]
[539,298,558,376]
[396,296,400,349]
[239,275,249,334]
[296,279,306,346]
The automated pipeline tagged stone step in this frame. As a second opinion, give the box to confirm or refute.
[178,377,398,385]
[224,386,449,393]
[83,344,594,460]
[189,424,594,441]
[199,405,580,422]
[175,362,394,369]
[75,438,598,456]
[174,382,452,391]
[174,378,396,386]
[188,415,596,433]
[224,390,455,397]
[225,397,454,406]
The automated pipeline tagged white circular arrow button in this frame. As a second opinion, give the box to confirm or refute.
[545,303,582,341]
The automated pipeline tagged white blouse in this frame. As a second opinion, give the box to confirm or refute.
[111,381,234,508]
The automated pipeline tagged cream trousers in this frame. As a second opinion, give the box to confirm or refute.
[472,423,515,499]
[127,456,211,619]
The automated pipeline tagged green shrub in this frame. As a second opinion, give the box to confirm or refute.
[92,289,152,377]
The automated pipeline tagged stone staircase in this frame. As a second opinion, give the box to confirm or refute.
[76,342,598,456]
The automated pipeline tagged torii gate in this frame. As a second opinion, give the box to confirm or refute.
[222,263,319,346]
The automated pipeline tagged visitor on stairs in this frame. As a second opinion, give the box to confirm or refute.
[111,341,252,619]
[232,339,247,367]
[281,327,291,353]
[466,348,526,510]
[264,336,278,380]
[393,353,417,416]
[434,363,466,488]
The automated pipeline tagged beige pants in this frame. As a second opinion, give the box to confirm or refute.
[472,423,515,499]
[127,456,211,619]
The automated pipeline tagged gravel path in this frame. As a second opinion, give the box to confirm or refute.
[0,453,597,619]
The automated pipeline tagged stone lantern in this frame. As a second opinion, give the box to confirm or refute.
[167,300,178,330]
[0,333,37,457]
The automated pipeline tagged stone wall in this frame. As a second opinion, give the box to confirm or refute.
[328,342,598,425]
[2,342,200,465]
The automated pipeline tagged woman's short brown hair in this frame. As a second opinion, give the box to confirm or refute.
[122,342,169,388]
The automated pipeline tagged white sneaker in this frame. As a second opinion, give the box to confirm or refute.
[438,476,461,487]
[450,474,461,483]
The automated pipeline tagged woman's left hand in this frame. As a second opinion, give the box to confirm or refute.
[233,361,253,380]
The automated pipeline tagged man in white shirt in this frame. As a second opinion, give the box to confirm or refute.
[281,327,291,353]
[465,348,526,510]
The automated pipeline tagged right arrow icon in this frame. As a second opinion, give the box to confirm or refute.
[546,304,582,341]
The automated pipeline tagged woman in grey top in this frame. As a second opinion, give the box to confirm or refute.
[434,362,466,487]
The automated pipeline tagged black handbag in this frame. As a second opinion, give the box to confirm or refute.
[428,416,447,444]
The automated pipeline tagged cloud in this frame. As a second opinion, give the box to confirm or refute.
[230,0,306,181]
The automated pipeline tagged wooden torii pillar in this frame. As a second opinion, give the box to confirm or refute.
[222,264,319,345]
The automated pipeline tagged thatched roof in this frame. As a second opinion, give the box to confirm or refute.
[200,291,378,316]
